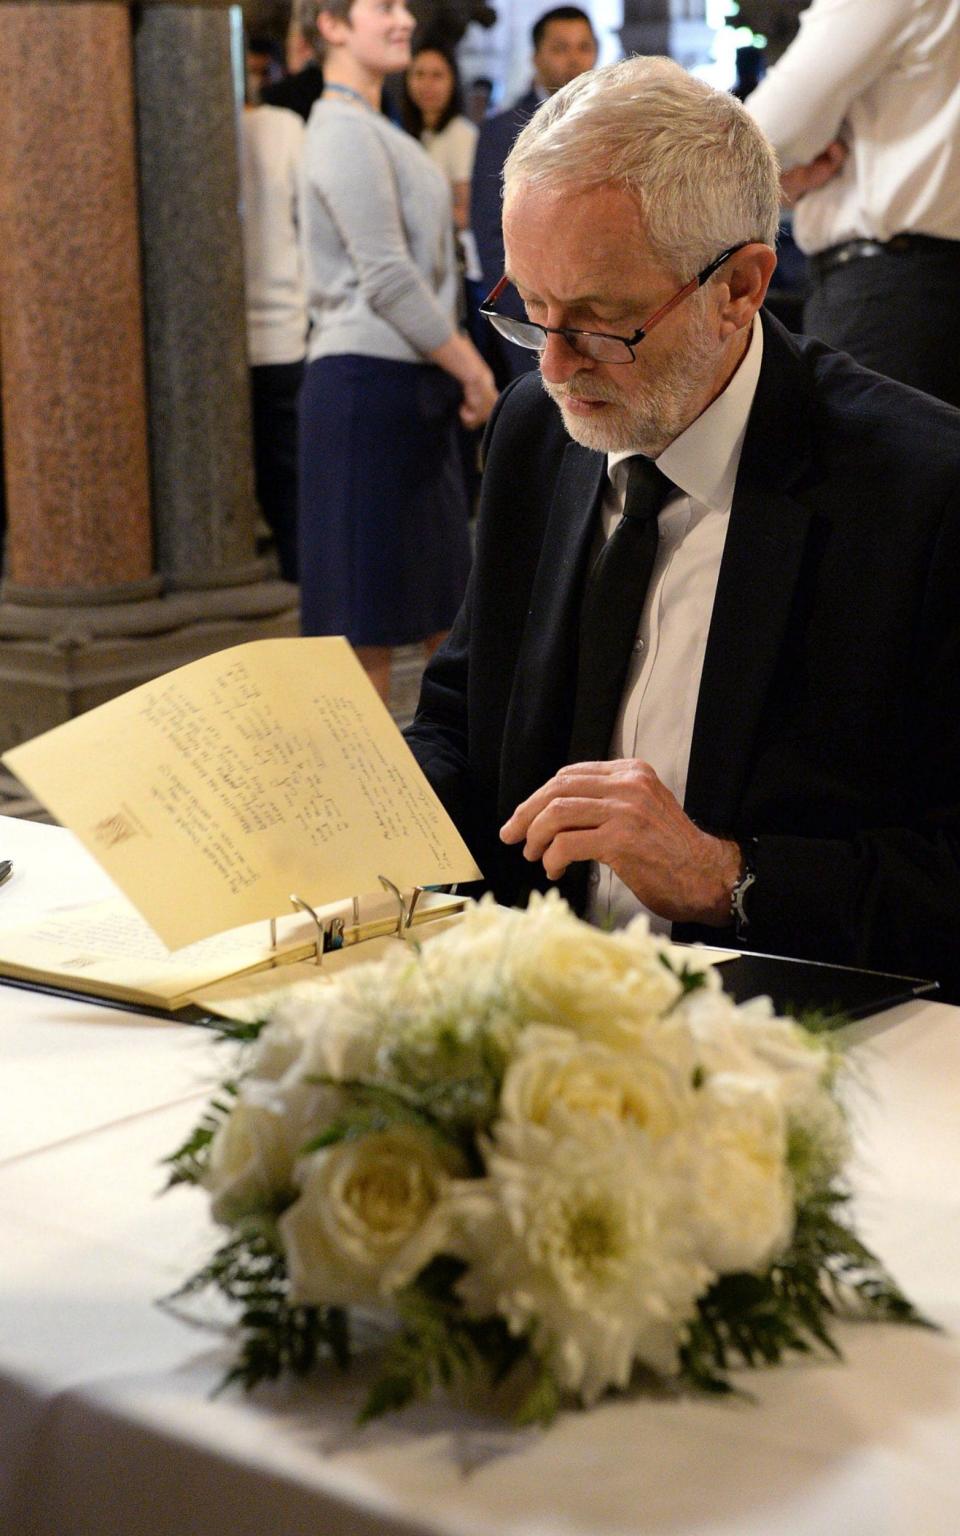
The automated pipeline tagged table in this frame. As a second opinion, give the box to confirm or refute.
[2,815,959,1536]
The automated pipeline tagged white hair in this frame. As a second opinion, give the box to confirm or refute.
[503,55,781,278]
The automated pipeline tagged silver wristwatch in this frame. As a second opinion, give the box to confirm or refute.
[729,840,758,935]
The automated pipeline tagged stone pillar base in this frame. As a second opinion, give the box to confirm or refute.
[0,582,299,775]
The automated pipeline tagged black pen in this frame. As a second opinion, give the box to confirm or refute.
[0,860,13,885]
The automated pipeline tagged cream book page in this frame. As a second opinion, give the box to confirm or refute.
[0,899,318,1007]
[2,638,480,951]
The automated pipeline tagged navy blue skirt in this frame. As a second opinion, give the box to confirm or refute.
[298,354,471,647]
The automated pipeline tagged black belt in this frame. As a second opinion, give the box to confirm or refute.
[810,232,960,280]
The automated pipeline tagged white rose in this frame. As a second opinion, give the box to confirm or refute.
[501,1025,692,1140]
[203,1084,298,1224]
[687,1073,795,1274]
[502,895,683,1049]
[280,1125,463,1307]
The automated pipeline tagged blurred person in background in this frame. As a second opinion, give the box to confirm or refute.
[401,41,485,505]
[239,85,306,584]
[262,12,325,120]
[245,32,283,103]
[466,75,493,124]
[297,0,497,702]
[401,42,477,240]
[471,5,598,382]
[747,0,960,406]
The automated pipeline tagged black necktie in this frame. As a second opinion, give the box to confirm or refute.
[567,456,675,764]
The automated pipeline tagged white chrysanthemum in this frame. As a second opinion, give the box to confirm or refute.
[738,1006,837,1087]
[280,1125,463,1307]
[448,1118,711,1403]
[288,973,388,1084]
[245,1005,319,1082]
[501,1024,693,1140]
[375,959,519,1101]
[686,1073,795,1273]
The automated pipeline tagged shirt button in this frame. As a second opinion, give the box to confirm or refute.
[634,637,645,652]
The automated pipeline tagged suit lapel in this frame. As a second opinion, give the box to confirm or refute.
[684,315,818,832]
[498,440,605,820]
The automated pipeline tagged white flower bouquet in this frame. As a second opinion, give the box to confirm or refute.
[166,893,926,1424]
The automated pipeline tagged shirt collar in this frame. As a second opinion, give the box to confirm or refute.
[607,313,764,513]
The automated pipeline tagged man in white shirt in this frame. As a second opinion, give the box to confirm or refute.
[239,102,307,582]
[405,55,960,999]
[746,0,960,407]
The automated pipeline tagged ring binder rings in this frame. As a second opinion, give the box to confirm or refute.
[0,882,471,1017]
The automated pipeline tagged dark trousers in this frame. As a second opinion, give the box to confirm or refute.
[250,359,304,583]
[804,242,960,408]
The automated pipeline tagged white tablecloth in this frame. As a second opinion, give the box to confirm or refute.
[2,816,959,1536]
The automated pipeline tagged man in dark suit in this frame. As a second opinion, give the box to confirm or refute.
[406,56,960,998]
[471,6,597,383]
[261,11,324,120]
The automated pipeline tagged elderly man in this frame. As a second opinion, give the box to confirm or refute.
[405,56,960,999]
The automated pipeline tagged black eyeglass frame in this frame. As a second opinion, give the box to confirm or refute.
[480,242,751,364]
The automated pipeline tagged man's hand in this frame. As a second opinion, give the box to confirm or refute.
[780,139,847,206]
[499,759,742,926]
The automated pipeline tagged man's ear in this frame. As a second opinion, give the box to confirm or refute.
[717,244,777,336]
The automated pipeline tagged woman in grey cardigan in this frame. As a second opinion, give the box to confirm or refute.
[298,0,497,702]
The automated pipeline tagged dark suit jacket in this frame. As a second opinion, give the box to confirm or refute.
[405,310,960,997]
[470,87,541,382]
[261,62,324,121]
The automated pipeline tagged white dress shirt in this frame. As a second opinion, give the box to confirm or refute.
[585,316,764,934]
[745,0,960,255]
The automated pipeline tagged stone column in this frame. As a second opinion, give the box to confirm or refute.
[133,0,265,590]
[0,0,296,778]
[0,2,157,603]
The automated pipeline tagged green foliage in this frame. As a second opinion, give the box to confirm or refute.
[301,1075,486,1170]
[169,1217,349,1391]
[680,1190,933,1393]
[358,1257,532,1425]
[513,1359,563,1427]
[160,1018,271,1190]
[659,951,710,1002]
[787,1006,848,1037]
[161,1079,241,1188]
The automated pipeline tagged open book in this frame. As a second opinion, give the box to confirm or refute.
[0,638,481,1016]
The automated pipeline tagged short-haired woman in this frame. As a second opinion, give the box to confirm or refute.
[297,0,497,703]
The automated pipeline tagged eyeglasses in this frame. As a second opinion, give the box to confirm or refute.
[480,243,750,364]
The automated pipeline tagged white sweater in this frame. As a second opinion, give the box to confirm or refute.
[301,95,457,364]
[240,106,307,366]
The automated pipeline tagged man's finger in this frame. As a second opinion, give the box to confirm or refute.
[500,761,627,842]
[520,796,607,861]
[540,827,607,881]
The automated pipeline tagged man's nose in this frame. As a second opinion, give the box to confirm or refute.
[540,324,592,380]
[539,328,593,385]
